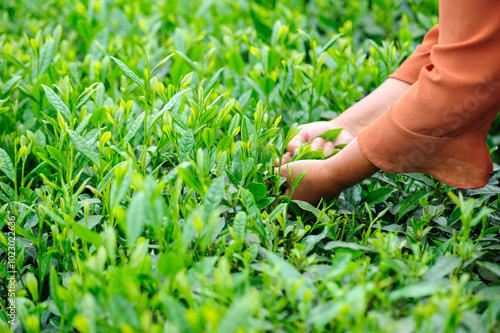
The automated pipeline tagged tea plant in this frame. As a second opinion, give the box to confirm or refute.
[0,0,499,332]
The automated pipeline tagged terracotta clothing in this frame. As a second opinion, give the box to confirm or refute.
[358,0,500,189]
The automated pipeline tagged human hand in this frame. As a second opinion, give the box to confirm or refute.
[277,159,342,205]
[276,138,379,206]
[275,120,355,166]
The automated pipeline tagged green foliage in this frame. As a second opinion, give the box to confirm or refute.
[0,0,499,332]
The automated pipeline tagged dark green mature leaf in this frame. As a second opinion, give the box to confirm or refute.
[397,190,430,221]
[39,205,66,226]
[175,51,200,72]
[0,148,15,182]
[42,84,72,122]
[303,227,328,255]
[205,68,224,92]
[49,268,63,315]
[365,187,396,206]
[308,301,341,331]
[110,56,144,88]
[424,255,461,283]
[75,113,92,135]
[477,261,500,280]
[109,295,140,330]
[67,130,100,167]
[263,250,301,281]
[292,200,327,223]
[468,185,500,195]
[268,203,287,223]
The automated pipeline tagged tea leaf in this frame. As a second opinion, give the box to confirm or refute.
[38,39,55,77]
[152,53,175,74]
[365,187,396,206]
[67,130,100,167]
[42,84,72,122]
[126,192,147,247]
[110,56,144,88]
[233,211,247,240]
[318,128,343,142]
[178,129,195,162]
[73,223,102,248]
[0,148,15,182]
[124,111,145,145]
[204,178,224,213]
[149,89,189,131]
[397,190,429,221]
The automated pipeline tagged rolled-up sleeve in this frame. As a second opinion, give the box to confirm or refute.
[390,25,440,85]
[358,0,500,189]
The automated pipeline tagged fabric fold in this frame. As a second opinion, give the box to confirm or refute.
[358,105,492,189]
[358,0,500,189]
[389,25,440,85]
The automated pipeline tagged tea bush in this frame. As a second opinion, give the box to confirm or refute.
[0,0,499,332]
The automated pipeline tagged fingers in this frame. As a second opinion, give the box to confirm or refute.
[323,141,336,156]
[310,137,325,152]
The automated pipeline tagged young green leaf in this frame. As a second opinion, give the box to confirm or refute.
[178,129,195,162]
[46,145,69,169]
[110,56,144,88]
[148,89,189,131]
[151,53,175,74]
[126,191,147,247]
[67,130,100,167]
[233,211,247,241]
[123,111,145,145]
[0,148,15,182]
[73,223,102,248]
[42,84,72,122]
[38,39,55,77]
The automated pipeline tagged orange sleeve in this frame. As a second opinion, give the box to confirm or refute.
[358,0,500,189]
[389,25,440,85]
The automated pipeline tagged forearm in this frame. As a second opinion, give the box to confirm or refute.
[332,78,411,136]
[323,138,379,191]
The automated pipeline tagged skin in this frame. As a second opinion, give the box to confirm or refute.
[277,78,411,204]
